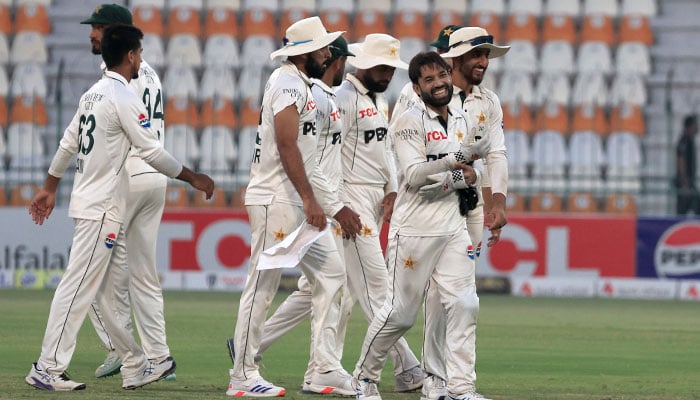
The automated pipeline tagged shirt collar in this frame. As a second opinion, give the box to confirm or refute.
[345,73,370,95]
[283,61,312,86]
[104,70,128,86]
[424,104,453,121]
[311,78,334,95]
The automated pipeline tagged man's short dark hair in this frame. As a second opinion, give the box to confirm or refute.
[101,24,143,68]
[684,114,697,130]
[408,51,451,85]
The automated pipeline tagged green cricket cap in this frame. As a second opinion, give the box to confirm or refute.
[329,36,354,58]
[429,25,463,50]
[80,4,133,25]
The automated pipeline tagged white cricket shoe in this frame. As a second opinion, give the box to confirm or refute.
[420,374,447,400]
[95,350,122,378]
[25,363,86,391]
[394,366,424,392]
[448,391,492,400]
[307,369,356,396]
[122,356,176,389]
[226,374,286,397]
[354,377,382,400]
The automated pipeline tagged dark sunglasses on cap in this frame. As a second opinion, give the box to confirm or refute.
[448,35,494,49]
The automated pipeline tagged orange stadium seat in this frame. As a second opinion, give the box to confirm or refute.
[430,11,463,43]
[13,3,50,34]
[192,186,227,208]
[541,14,576,43]
[320,9,351,40]
[504,12,539,43]
[164,97,200,127]
[239,98,261,128]
[241,8,276,39]
[353,10,388,42]
[529,192,563,213]
[164,186,190,208]
[571,103,609,136]
[0,186,6,206]
[604,193,637,214]
[279,9,311,35]
[167,6,202,37]
[0,95,7,126]
[505,191,526,212]
[610,103,646,136]
[204,6,239,38]
[567,192,599,213]
[10,96,48,125]
[502,103,534,135]
[133,5,164,36]
[393,10,426,41]
[535,102,569,134]
[469,12,502,42]
[230,186,247,208]
[580,14,615,45]
[200,97,238,129]
[0,4,11,34]
[619,15,653,45]
[9,183,38,206]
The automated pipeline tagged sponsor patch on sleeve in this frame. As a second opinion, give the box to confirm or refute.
[138,113,151,128]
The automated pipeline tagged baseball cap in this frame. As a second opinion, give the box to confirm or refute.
[329,36,354,59]
[429,25,463,51]
[80,4,133,25]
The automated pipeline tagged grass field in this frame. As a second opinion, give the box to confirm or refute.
[1,289,699,400]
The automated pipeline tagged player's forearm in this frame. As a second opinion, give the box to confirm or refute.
[42,175,60,193]
[405,156,459,188]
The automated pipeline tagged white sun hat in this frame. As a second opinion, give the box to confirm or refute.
[440,26,510,59]
[347,33,409,70]
[270,16,344,61]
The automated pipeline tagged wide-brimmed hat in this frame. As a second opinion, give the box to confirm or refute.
[440,27,510,59]
[80,3,132,25]
[270,16,343,60]
[347,33,408,70]
[429,25,463,51]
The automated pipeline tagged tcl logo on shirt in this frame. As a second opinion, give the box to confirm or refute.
[330,110,341,121]
[426,130,448,142]
[306,100,317,111]
[359,107,378,118]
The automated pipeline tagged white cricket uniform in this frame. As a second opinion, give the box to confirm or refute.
[423,84,509,385]
[257,78,353,383]
[34,71,183,379]
[233,62,346,381]
[335,73,420,376]
[88,59,171,361]
[354,105,480,395]
[391,82,488,380]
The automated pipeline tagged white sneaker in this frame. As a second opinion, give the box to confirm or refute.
[226,374,286,397]
[420,374,447,400]
[307,369,356,396]
[301,381,312,392]
[448,391,492,400]
[25,363,86,391]
[394,366,424,392]
[354,377,382,400]
[122,356,176,390]
[95,350,122,378]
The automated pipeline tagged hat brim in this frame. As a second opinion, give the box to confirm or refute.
[80,16,102,24]
[270,31,344,61]
[441,43,510,59]
[346,43,409,70]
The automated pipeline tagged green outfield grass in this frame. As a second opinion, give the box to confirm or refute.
[1,289,699,400]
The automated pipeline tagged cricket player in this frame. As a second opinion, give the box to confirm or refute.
[353,51,489,400]
[78,3,173,379]
[25,24,214,391]
[335,33,424,392]
[245,35,359,395]
[227,17,361,397]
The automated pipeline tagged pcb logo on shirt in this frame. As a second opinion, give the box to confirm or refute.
[138,113,151,128]
[105,233,117,249]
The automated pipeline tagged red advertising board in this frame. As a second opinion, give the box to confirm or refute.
[477,214,637,278]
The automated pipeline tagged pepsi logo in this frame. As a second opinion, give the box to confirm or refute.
[105,233,116,249]
[138,113,151,128]
[654,222,700,278]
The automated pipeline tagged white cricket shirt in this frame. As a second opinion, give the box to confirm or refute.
[335,73,396,194]
[390,105,470,237]
[311,78,343,192]
[51,71,181,222]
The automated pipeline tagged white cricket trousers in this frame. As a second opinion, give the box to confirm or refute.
[36,216,149,377]
[258,231,353,382]
[232,203,347,381]
[88,183,169,360]
[342,183,420,376]
[422,206,484,384]
[353,230,479,396]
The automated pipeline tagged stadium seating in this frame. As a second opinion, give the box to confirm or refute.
[568,130,606,192]
[199,65,237,102]
[541,0,579,43]
[204,6,239,38]
[580,0,618,45]
[530,129,568,192]
[9,182,38,206]
[10,62,46,98]
[164,185,190,208]
[202,35,240,68]
[132,5,164,36]
[163,124,200,167]
[604,193,638,214]
[567,192,600,213]
[505,191,526,212]
[540,41,575,76]
[469,0,504,40]
[354,10,388,42]
[199,126,238,186]
[162,64,198,99]
[533,73,571,107]
[142,34,165,68]
[6,123,45,183]
[9,31,47,65]
[503,129,530,192]
[504,0,541,43]
[13,2,50,34]
[191,186,227,208]
[529,192,564,213]
[605,131,643,194]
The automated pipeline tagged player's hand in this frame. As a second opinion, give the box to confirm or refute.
[381,192,397,223]
[486,205,507,232]
[190,172,215,199]
[459,137,490,161]
[333,206,362,239]
[486,227,501,247]
[29,188,55,226]
[304,197,327,230]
